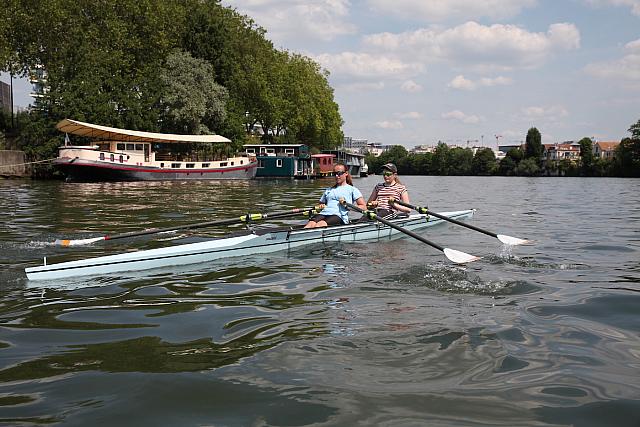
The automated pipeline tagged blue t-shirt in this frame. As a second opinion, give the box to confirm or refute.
[319,184,363,224]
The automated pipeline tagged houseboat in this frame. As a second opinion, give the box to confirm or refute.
[321,149,366,177]
[53,119,257,181]
[242,144,313,178]
[310,153,337,177]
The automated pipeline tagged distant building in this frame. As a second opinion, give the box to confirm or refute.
[29,65,48,102]
[342,137,368,153]
[593,141,620,159]
[410,145,436,154]
[543,143,580,162]
[498,144,523,154]
[365,142,392,157]
[0,81,10,113]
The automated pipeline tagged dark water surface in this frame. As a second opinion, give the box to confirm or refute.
[0,176,638,426]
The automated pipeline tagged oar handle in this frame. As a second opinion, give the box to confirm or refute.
[389,198,498,239]
[340,199,445,251]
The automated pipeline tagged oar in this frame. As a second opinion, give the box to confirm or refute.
[389,198,530,246]
[339,199,480,264]
[54,207,319,247]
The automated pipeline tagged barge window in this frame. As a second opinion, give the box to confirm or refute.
[117,143,125,151]
[258,160,264,168]
[246,148,255,153]
[119,155,124,163]
[99,153,105,160]
[160,163,164,168]
[135,144,144,151]
[202,163,210,168]
[276,159,283,167]
[171,163,181,168]
[240,160,243,164]
[220,162,227,167]
[126,143,135,151]
[230,162,234,166]
[110,154,115,162]
[186,163,195,168]
[285,148,295,155]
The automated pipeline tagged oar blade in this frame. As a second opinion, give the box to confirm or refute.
[497,234,531,246]
[54,237,106,247]
[443,248,481,264]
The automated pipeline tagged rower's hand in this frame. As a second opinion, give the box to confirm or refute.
[367,201,378,209]
[316,203,326,210]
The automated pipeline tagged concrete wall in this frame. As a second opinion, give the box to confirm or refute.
[0,150,28,177]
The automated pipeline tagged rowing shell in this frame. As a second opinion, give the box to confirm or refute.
[25,210,474,281]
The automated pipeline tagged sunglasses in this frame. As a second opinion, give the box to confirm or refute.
[382,171,394,177]
[333,171,347,177]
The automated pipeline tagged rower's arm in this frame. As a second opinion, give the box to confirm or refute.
[355,196,367,211]
[397,191,412,213]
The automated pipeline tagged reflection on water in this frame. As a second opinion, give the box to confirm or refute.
[0,177,639,426]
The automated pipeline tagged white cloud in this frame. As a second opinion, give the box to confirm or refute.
[521,105,569,120]
[375,120,404,129]
[448,75,475,90]
[221,0,356,43]
[338,81,385,92]
[449,74,513,90]
[395,111,422,119]
[585,39,640,81]
[625,39,640,50]
[582,0,640,16]
[364,22,580,71]
[314,52,424,78]
[442,110,482,124]
[367,0,537,22]
[400,80,423,93]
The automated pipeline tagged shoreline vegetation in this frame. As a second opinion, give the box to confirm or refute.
[366,125,640,178]
[1,0,342,178]
[1,1,638,179]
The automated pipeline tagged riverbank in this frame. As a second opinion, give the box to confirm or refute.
[0,150,28,178]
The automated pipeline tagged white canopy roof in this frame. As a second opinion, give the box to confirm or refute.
[56,119,231,144]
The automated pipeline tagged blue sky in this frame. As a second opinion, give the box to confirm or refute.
[3,0,639,149]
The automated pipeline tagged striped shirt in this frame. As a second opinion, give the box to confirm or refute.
[373,182,407,211]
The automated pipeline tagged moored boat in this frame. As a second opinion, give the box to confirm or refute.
[53,119,258,181]
[25,210,474,281]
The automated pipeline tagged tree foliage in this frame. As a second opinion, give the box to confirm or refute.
[2,0,344,162]
[578,137,594,176]
[159,50,228,135]
[524,127,543,160]
[472,148,497,175]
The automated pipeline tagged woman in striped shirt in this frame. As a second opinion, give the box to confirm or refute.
[366,163,412,219]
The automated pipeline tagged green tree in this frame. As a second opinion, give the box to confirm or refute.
[431,143,450,175]
[447,147,473,175]
[472,148,497,175]
[515,158,540,176]
[498,156,517,175]
[524,127,543,161]
[159,50,228,135]
[506,147,524,163]
[578,137,594,176]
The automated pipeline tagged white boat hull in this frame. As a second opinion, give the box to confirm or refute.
[25,210,474,281]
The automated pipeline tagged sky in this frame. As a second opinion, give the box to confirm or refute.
[2,0,639,149]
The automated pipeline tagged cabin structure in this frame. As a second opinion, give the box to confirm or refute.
[243,144,313,178]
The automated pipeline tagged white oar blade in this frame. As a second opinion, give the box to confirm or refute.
[54,237,105,247]
[443,248,481,264]
[497,234,531,246]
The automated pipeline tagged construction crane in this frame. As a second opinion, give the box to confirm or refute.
[495,135,503,149]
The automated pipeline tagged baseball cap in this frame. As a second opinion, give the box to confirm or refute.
[381,163,397,173]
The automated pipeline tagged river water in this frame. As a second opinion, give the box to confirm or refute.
[0,176,638,426]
